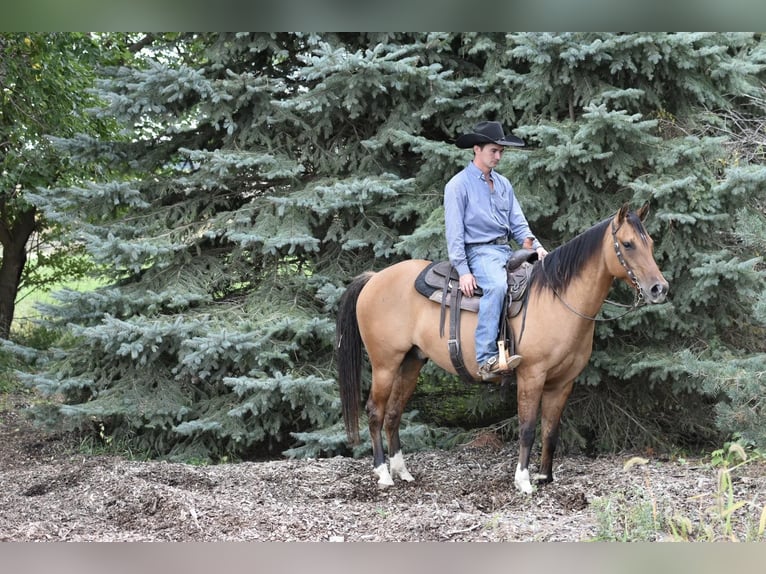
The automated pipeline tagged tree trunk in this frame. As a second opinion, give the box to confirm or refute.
[0,207,36,339]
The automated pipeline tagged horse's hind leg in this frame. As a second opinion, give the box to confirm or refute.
[366,362,401,488]
[385,348,426,483]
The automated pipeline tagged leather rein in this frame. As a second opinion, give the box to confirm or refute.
[542,218,646,322]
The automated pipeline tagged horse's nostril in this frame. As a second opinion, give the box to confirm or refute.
[650,282,668,300]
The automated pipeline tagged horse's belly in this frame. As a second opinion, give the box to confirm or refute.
[412,303,481,376]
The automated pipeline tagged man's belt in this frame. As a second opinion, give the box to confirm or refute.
[466,237,509,247]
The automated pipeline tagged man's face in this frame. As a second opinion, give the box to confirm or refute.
[473,143,505,171]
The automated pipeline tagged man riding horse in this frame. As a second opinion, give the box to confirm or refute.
[444,121,549,381]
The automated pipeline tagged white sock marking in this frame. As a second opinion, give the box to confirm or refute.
[515,463,533,494]
[389,451,414,482]
[374,463,394,488]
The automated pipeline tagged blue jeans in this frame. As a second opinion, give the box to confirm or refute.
[466,244,511,366]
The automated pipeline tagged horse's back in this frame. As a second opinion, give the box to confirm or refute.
[360,259,431,298]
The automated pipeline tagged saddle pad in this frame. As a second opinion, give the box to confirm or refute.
[427,289,480,313]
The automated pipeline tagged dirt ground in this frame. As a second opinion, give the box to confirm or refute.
[2,391,765,542]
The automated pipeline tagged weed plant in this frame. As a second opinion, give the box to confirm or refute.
[593,442,766,542]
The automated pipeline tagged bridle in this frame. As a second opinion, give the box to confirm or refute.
[542,218,646,322]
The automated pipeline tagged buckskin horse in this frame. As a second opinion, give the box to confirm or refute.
[335,203,669,493]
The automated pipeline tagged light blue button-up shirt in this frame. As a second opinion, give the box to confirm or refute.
[444,162,540,276]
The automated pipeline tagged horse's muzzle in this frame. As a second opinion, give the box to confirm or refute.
[645,280,669,304]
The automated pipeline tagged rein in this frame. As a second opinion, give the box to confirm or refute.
[543,218,645,322]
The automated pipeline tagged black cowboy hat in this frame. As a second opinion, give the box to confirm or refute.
[455,120,525,149]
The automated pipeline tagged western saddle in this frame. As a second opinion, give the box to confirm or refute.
[414,249,538,383]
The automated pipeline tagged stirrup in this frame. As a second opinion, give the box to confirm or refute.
[478,354,522,381]
[497,341,522,371]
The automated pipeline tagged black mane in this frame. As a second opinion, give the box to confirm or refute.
[531,217,610,295]
[531,210,648,295]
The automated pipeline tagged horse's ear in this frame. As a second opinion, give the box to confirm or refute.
[636,202,650,221]
[617,203,629,223]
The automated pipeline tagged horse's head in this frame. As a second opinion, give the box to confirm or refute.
[607,203,669,304]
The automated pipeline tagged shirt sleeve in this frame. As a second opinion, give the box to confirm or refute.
[507,183,543,250]
[444,178,472,276]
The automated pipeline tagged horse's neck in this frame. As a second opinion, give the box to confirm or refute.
[564,250,614,318]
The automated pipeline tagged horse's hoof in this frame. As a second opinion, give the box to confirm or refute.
[515,464,534,494]
[397,470,415,482]
[533,473,552,484]
[374,463,394,488]
[516,480,533,494]
[389,452,414,482]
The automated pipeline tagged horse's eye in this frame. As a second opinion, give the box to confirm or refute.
[622,241,634,249]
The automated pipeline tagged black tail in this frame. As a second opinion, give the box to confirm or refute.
[336,271,374,445]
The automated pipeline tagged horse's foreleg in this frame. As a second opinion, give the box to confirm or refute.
[515,381,544,494]
[515,424,537,494]
[535,380,575,484]
[384,351,425,483]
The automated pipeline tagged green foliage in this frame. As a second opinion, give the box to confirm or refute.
[76,420,153,461]
[0,347,22,393]
[20,32,766,461]
[22,285,340,462]
[285,411,469,460]
[592,490,664,542]
[0,33,126,338]
[409,363,512,427]
[709,435,761,468]
[561,379,720,454]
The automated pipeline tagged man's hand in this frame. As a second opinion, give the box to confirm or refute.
[524,236,548,260]
[522,237,534,249]
[459,273,477,297]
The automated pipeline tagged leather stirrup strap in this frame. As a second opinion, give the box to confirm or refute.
[439,272,450,338]
[447,272,475,384]
[497,293,512,369]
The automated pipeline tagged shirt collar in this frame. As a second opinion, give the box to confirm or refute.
[466,162,493,181]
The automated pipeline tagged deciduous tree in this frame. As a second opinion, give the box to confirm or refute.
[0,33,118,338]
